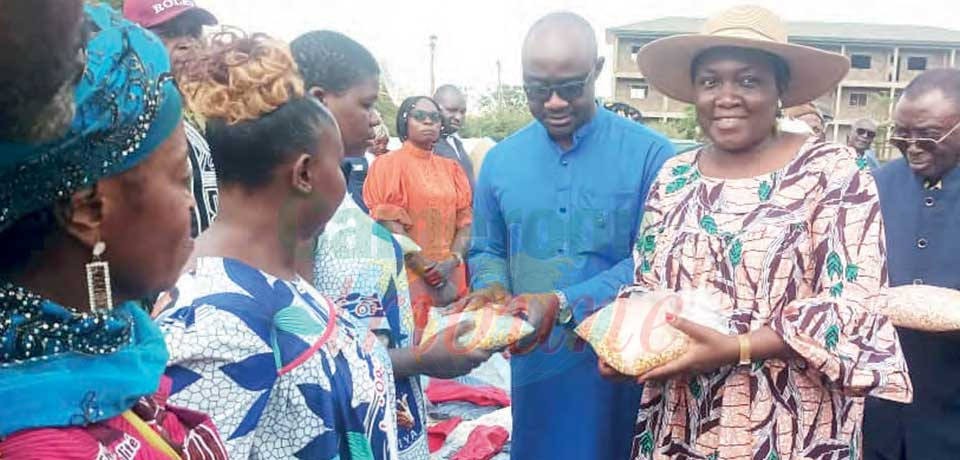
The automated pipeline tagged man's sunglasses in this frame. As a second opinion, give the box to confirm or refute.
[523,67,596,103]
[408,109,441,123]
[889,119,960,153]
[856,128,877,139]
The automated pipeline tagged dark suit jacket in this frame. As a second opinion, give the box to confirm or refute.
[863,159,960,460]
[434,134,475,190]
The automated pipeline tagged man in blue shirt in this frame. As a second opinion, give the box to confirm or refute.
[455,12,674,460]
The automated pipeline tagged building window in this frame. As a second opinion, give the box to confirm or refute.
[907,56,928,71]
[851,54,872,69]
[849,92,868,107]
[630,45,643,62]
[630,84,648,100]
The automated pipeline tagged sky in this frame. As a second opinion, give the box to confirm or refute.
[199,0,959,103]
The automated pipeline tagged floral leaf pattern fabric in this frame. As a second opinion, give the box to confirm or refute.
[315,196,429,460]
[157,257,398,460]
[622,141,912,460]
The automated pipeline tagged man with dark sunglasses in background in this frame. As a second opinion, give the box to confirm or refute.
[864,68,960,460]
[125,0,220,236]
[455,11,674,460]
[847,118,882,170]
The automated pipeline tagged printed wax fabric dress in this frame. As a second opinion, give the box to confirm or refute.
[315,194,430,460]
[622,140,912,460]
[156,257,399,460]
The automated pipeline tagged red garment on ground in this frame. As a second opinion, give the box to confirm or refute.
[452,425,510,460]
[428,417,463,453]
[426,379,511,407]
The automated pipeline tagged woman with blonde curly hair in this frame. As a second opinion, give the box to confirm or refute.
[154,30,399,460]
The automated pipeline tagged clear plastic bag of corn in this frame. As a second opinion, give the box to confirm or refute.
[577,289,727,376]
[420,307,535,351]
[882,285,960,332]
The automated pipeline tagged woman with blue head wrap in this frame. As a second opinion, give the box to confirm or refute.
[0,5,227,459]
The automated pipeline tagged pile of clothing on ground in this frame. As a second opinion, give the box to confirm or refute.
[425,353,512,460]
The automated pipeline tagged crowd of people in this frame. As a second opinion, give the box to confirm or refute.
[1,1,959,459]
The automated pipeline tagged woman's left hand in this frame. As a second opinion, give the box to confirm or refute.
[637,314,740,384]
[434,257,460,280]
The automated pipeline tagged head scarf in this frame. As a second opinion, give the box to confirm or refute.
[0,3,183,233]
[0,4,178,436]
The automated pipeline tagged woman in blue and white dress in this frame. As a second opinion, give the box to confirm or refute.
[155,31,398,460]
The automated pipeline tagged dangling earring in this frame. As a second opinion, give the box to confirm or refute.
[86,241,113,311]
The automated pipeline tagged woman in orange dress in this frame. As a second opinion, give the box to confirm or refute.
[364,96,473,326]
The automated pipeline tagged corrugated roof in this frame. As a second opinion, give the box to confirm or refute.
[609,17,960,46]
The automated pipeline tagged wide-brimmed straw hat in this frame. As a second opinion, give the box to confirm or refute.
[637,5,850,107]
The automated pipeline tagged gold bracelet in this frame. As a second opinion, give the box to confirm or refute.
[737,334,752,366]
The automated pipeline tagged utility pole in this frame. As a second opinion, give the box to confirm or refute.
[496,59,503,110]
[429,35,438,95]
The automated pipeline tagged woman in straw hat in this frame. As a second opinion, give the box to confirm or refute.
[600,5,912,459]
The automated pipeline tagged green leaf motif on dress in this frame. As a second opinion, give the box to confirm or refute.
[753,359,765,372]
[641,259,652,274]
[758,181,773,202]
[826,251,843,281]
[672,164,692,176]
[638,431,654,455]
[729,239,743,266]
[665,177,689,194]
[643,234,656,253]
[825,324,840,351]
[830,282,844,298]
[689,377,703,400]
[707,453,719,460]
[767,451,781,460]
[856,156,869,171]
[346,432,376,460]
[845,264,860,282]
[700,215,719,235]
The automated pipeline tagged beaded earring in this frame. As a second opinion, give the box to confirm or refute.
[86,241,113,311]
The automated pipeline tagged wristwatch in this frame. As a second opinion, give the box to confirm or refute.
[553,290,573,326]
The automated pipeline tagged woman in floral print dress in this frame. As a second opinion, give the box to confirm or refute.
[600,6,913,460]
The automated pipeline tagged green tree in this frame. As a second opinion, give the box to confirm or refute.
[460,85,533,141]
[375,79,399,137]
[647,106,701,141]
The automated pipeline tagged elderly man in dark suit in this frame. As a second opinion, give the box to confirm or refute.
[864,68,960,460]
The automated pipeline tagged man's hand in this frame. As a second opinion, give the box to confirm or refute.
[447,283,510,315]
[505,292,560,355]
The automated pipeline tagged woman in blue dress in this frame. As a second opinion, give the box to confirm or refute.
[155,31,398,460]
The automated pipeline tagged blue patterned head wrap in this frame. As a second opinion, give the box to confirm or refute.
[0,4,183,232]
